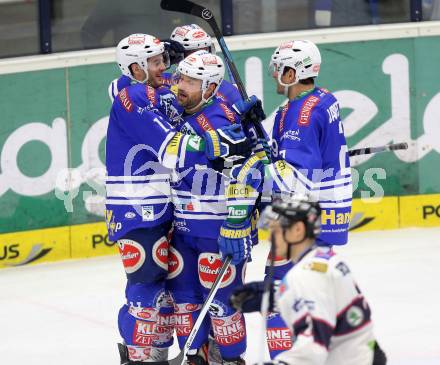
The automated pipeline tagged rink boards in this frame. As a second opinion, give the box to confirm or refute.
[2,22,440,269]
[1,193,439,269]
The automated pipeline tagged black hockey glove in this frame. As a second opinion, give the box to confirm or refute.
[204,124,251,162]
[229,280,275,313]
[162,39,185,65]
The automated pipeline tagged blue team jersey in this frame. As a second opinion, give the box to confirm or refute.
[162,72,177,87]
[108,74,183,125]
[271,87,352,245]
[171,99,240,238]
[108,75,133,102]
[106,83,212,241]
[142,83,183,126]
[216,80,242,105]
[105,84,178,241]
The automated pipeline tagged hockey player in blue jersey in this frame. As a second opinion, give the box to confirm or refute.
[164,51,256,365]
[106,33,180,364]
[230,40,352,359]
[167,24,242,105]
[107,79,250,363]
[109,25,242,107]
[268,40,352,241]
[108,33,184,117]
[108,34,168,100]
[109,34,185,128]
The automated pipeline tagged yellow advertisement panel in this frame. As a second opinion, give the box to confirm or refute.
[2,194,440,270]
[70,222,118,259]
[350,197,399,232]
[0,226,70,269]
[400,193,440,228]
[257,196,400,242]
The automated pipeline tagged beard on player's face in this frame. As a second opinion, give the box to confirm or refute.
[177,76,203,110]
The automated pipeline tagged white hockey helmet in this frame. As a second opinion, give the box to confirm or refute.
[116,33,170,82]
[269,40,321,87]
[177,50,224,103]
[170,24,215,54]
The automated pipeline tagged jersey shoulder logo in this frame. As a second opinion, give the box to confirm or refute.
[216,92,227,102]
[196,113,214,131]
[118,87,133,112]
[298,95,320,127]
[219,103,236,123]
[308,261,328,273]
[278,104,289,134]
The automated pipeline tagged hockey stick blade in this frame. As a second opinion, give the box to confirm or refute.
[160,0,198,17]
[348,142,408,157]
[150,256,232,365]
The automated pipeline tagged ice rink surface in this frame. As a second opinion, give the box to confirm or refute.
[1,227,440,365]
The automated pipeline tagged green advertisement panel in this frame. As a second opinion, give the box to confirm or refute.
[1,35,440,234]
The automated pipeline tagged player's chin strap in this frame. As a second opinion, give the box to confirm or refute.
[135,67,149,85]
[129,75,148,85]
[201,81,220,104]
[277,66,299,97]
[185,84,218,114]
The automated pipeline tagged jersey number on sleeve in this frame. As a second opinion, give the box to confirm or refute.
[152,116,170,133]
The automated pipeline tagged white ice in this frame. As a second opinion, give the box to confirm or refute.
[1,227,440,365]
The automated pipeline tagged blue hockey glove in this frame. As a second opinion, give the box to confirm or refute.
[204,124,250,161]
[229,280,275,313]
[162,39,185,65]
[218,219,252,265]
[233,95,266,126]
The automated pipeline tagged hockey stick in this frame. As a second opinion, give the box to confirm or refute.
[348,142,408,157]
[258,236,276,365]
[160,0,269,150]
[153,256,232,365]
[161,0,246,98]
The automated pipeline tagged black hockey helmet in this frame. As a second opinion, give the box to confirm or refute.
[260,196,321,239]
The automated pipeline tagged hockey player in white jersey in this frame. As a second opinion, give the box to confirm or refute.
[229,197,387,365]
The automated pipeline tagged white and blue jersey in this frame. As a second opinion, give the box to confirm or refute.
[106,83,207,241]
[108,75,132,102]
[172,99,244,239]
[276,247,377,365]
[271,87,352,245]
